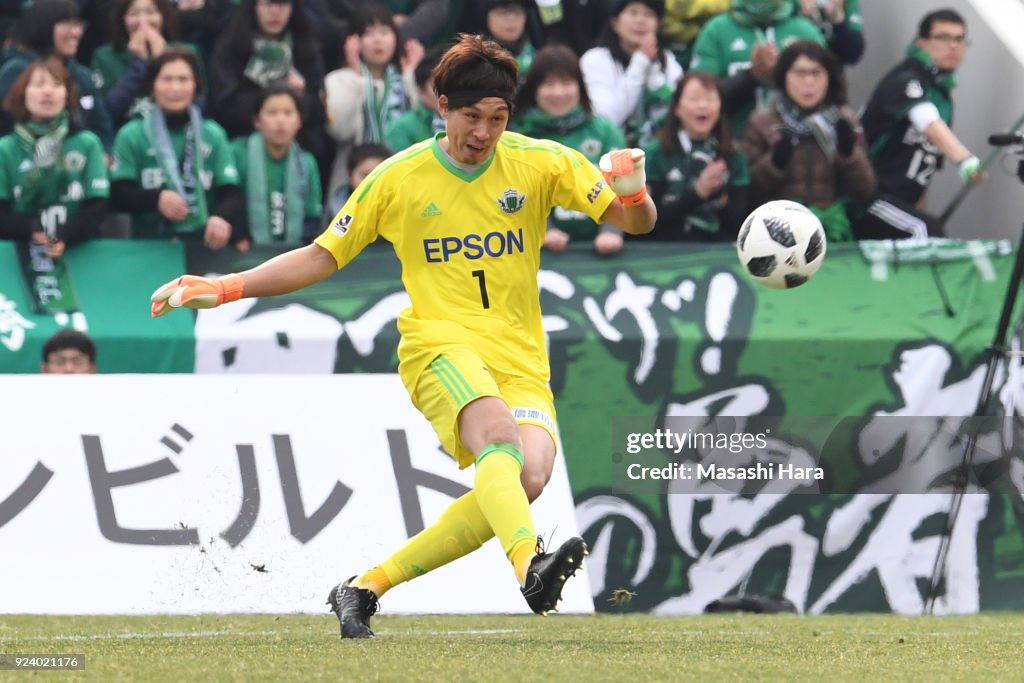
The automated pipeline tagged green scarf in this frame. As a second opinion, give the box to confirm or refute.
[245,132,307,244]
[907,44,958,91]
[676,131,728,234]
[775,95,842,160]
[362,63,408,142]
[14,112,69,232]
[144,105,208,233]
[519,105,588,136]
[244,35,294,88]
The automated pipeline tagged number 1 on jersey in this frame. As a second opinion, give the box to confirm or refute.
[472,269,490,309]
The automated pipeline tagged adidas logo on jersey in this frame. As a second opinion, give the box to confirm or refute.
[422,202,443,217]
[730,37,748,52]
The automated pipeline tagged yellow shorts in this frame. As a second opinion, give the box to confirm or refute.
[410,346,558,469]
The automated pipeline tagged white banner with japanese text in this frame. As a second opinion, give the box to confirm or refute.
[0,375,593,615]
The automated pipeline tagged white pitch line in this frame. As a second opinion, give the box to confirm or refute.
[0,630,277,642]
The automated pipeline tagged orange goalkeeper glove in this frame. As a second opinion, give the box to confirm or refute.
[150,273,245,318]
[599,148,648,207]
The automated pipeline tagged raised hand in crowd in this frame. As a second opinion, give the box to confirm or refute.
[694,158,729,199]
[750,41,778,83]
[177,0,204,10]
[638,29,658,61]
[286,69,306,96]
[344,33,362,72]
[401,38,425,76]
[802,0,846,24]
[835,117,856,157]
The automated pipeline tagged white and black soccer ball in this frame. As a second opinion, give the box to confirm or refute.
[736,200,826,289]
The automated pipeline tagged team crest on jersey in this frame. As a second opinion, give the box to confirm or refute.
[906,79,924,99]
[63,151,87,172]
[331,213,353,236]
[497,189,526,214]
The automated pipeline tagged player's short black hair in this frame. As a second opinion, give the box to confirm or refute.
[918,8,966,39]
[432,34,519,111]
[774,40,846,107]
[42,329,96,363]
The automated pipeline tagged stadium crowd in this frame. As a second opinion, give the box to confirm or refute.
[0,0,987,254]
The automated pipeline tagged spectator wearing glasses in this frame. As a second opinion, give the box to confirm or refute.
[855,8,984,240]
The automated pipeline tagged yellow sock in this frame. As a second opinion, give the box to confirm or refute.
[474,443,536,586]
[352,491,494,598]
[352,566,392,597]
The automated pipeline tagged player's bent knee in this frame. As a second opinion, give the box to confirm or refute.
[521,470,547,502]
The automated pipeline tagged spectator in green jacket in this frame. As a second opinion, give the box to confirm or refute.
[513,44,627,256]
[232,86,322,248]
[641,71,749,242]
[689,0,824,137]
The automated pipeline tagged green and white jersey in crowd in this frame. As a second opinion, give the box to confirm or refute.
[0,130,109,230]
[513,107,625,239]
[111,117,238,238]
[643,135,749,237]
[690,12,824,136]
[231,136,322,244]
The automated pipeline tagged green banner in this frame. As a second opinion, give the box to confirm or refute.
[0,240,194,373]
[187,239,1024,614]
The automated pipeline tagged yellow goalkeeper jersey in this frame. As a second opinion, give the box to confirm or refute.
[315,131,616,386]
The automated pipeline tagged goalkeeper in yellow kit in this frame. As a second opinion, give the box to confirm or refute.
[150,34,656,638]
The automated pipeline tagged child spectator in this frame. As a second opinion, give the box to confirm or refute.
[232,86,322,247]
[324,2,420,198]
[319,141,391,241]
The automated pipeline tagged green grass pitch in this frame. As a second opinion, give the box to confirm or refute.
[2,613,1022,681]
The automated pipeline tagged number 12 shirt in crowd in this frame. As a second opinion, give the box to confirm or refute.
[315,130,615,388]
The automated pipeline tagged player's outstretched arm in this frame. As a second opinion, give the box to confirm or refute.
[151,243,339,318]
[598,149,657,235]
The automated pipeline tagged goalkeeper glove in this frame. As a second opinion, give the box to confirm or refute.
[957,155,980,184]
[599,148,648,207]
[150,273,245,318]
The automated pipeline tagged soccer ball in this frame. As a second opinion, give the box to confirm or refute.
[736,200,826,289]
